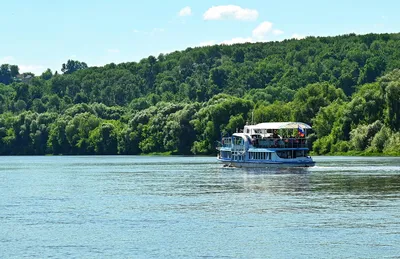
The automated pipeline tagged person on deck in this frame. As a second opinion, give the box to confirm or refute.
[272,130,278,138]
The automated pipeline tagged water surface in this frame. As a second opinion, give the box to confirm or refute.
[1,156,400,258]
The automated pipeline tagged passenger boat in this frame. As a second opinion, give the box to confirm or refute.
[217,122,315,168]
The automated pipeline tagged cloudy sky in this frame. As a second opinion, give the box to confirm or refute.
[0,0,398,74]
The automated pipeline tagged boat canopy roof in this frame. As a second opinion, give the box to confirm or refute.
[245,122,312,130]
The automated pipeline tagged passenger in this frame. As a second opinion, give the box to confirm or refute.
[273,130,278,138]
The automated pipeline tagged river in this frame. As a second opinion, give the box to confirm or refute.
[1,156,399,258]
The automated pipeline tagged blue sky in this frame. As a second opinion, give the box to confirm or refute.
[1,0,398,75]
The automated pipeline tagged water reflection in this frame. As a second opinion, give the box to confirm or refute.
[211,157,400,196]
[211,166,312,194]
[310,174,400,195]
[241,172,312,193]
[243,167,311,175]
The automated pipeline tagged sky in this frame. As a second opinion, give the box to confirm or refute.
[1,0,399,75]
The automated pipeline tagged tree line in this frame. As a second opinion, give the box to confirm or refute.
[0,32,399,155]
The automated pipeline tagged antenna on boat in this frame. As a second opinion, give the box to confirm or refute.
[251,110,254,125]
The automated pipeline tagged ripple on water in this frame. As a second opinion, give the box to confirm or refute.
[0,155,400,258]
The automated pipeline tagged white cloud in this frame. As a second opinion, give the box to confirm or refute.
[107,49,120,53]
[19,65,45,74]
[203,5,258,21]
[273,29,284,35]
[199,21,285,47]
[197,18,294,48]
[292,33,305,40]
[221,37,253,45]
[199,37,253,47]
[0,56,48,74]
[179,6,192,17]
[252,21,273,40]
[0,56,15,64]
[199,40,217,47]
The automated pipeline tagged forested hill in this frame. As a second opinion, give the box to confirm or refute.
[1,33,400,155]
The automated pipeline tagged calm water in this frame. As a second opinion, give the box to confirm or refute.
[1,156,400,258]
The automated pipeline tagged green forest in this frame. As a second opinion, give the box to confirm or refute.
[1,33,400,156]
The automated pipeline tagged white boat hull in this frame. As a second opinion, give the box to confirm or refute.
[218,159,315,168]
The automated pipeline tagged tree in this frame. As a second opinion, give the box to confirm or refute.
[41,68,53,80]
[10,65,19,77]
[379,69,400,131]
[89,122,120,154]
[1,32,400,156]
[61,60,88,74]
[0,64,13,84]
[14,100,27,112]
[291,82,346,124]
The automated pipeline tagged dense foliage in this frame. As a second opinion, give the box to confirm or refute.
[1,33,400,155]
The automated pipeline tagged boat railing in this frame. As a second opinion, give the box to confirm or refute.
[252,138,307,149]
[221,137,232,148]
[232,144,245,152]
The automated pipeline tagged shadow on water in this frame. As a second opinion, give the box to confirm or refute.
[243,167,311,175]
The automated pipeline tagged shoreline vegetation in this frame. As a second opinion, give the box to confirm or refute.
[1,33,400,156]
[3,152,400,157]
